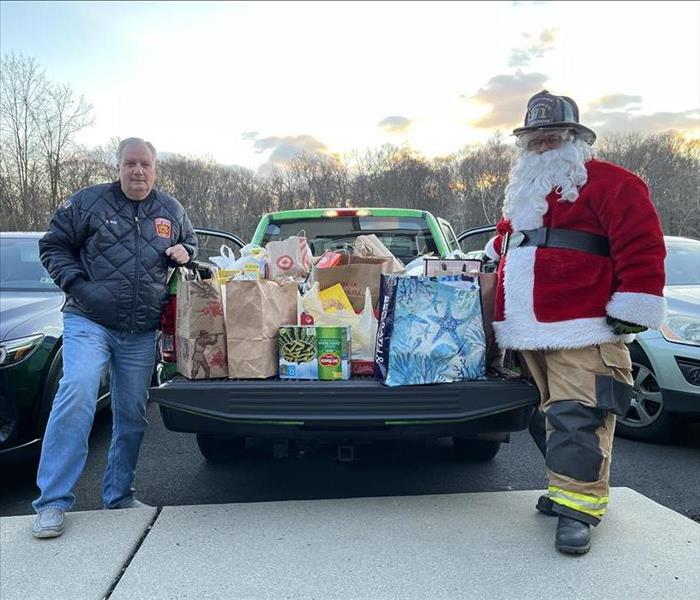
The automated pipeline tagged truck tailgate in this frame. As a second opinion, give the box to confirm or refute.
[150,375,538,423]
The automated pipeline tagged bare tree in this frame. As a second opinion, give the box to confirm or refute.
[598,132,700,238]
[35,82,94,207]
[0,52,94,229]
[0,53,46,226]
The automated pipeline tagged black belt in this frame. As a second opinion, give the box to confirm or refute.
[502,227,610,257]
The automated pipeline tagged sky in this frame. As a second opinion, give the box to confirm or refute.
[2,0,699,171]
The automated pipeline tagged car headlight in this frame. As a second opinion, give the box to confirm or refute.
[0,334,45,367]
[660,316,700,347]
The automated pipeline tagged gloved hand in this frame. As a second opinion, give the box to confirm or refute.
[606,316,648,335]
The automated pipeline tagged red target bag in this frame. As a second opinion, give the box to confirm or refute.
[266,235,313,281]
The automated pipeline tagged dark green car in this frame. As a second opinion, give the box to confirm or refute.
[0,232,109,461]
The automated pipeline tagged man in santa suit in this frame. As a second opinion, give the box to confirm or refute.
[486,90,666,554]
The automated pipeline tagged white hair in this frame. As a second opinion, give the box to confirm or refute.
[116,138,157,165]
[502,138,595,230]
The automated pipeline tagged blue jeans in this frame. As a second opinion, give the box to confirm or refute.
[33,313,157,512]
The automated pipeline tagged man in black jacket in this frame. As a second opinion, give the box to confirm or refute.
[32,138,197,538]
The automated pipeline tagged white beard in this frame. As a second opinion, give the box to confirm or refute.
[503,139,595,230]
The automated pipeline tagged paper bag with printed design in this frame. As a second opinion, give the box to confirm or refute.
[266,235,313,280]
[176,276,228,379]
[225,279,297,379]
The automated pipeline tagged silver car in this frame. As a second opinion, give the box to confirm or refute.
[617,236,700,442]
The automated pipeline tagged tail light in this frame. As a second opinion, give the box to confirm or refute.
[160,294,177,362]
[323,209,371,217]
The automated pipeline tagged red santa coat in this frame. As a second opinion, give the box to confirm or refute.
[485,158,667,350]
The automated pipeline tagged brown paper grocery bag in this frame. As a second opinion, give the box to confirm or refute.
[176,276,228,379]
[225,279,297,378]
[353,234,404,273]
[477,272,503,367]
[266,235,312,280]
[311,254,391,311]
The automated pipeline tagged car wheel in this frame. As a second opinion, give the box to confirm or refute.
[196,433,246,463]
[616,345,677,443]
[452,437,501,461]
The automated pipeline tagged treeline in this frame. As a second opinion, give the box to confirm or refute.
[2,53,699,240]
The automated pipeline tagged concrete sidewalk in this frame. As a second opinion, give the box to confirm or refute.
[1,488,698,600]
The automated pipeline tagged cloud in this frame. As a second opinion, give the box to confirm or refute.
[508,28,559,67]
[377,116,413,133]
[580,93,698,136]
[585,108,700,136]
[587,94,642,111]
[378,116,413,134]
[467,71,549,129]
[241,131,259,140]
[252,134,328,166]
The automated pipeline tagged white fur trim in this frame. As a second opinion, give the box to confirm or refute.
[497,246,632,350]
[606,292,667,329]
[484,237,500,262]
[494,317,634,350]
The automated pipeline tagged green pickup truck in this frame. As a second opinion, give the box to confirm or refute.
[150,207,538,462]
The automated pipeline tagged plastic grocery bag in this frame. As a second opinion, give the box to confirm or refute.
[375,274,486,387]
[209,244,239,271]
[230,244,267,280]
[299,282,377,361]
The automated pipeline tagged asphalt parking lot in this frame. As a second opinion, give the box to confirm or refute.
[2,402,699,521]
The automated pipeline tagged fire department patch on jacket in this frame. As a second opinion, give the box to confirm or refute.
[154,218,172,239]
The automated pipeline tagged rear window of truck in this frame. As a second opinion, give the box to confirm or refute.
[261,216,439,263]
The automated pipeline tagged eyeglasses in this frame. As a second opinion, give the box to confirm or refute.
[516,129,572,151]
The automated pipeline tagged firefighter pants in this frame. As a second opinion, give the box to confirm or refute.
[521,342,635,526]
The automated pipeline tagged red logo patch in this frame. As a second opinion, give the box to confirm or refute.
[154,218,172,239]
[276,255,294,270]
[319,353,340,367]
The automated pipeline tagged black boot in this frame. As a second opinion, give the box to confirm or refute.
[536,495,557,516]
[555,516,591,555]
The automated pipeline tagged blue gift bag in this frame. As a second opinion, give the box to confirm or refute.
[375,274,486,387]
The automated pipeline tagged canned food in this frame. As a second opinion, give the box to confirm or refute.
[316,325,351,380]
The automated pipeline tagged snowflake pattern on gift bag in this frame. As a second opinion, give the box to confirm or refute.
[384,277,486,386]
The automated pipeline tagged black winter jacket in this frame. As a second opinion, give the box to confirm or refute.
[39,182,197,332]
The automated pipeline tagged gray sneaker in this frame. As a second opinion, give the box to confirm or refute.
[32,508,65,539]
[107,497,153,510]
